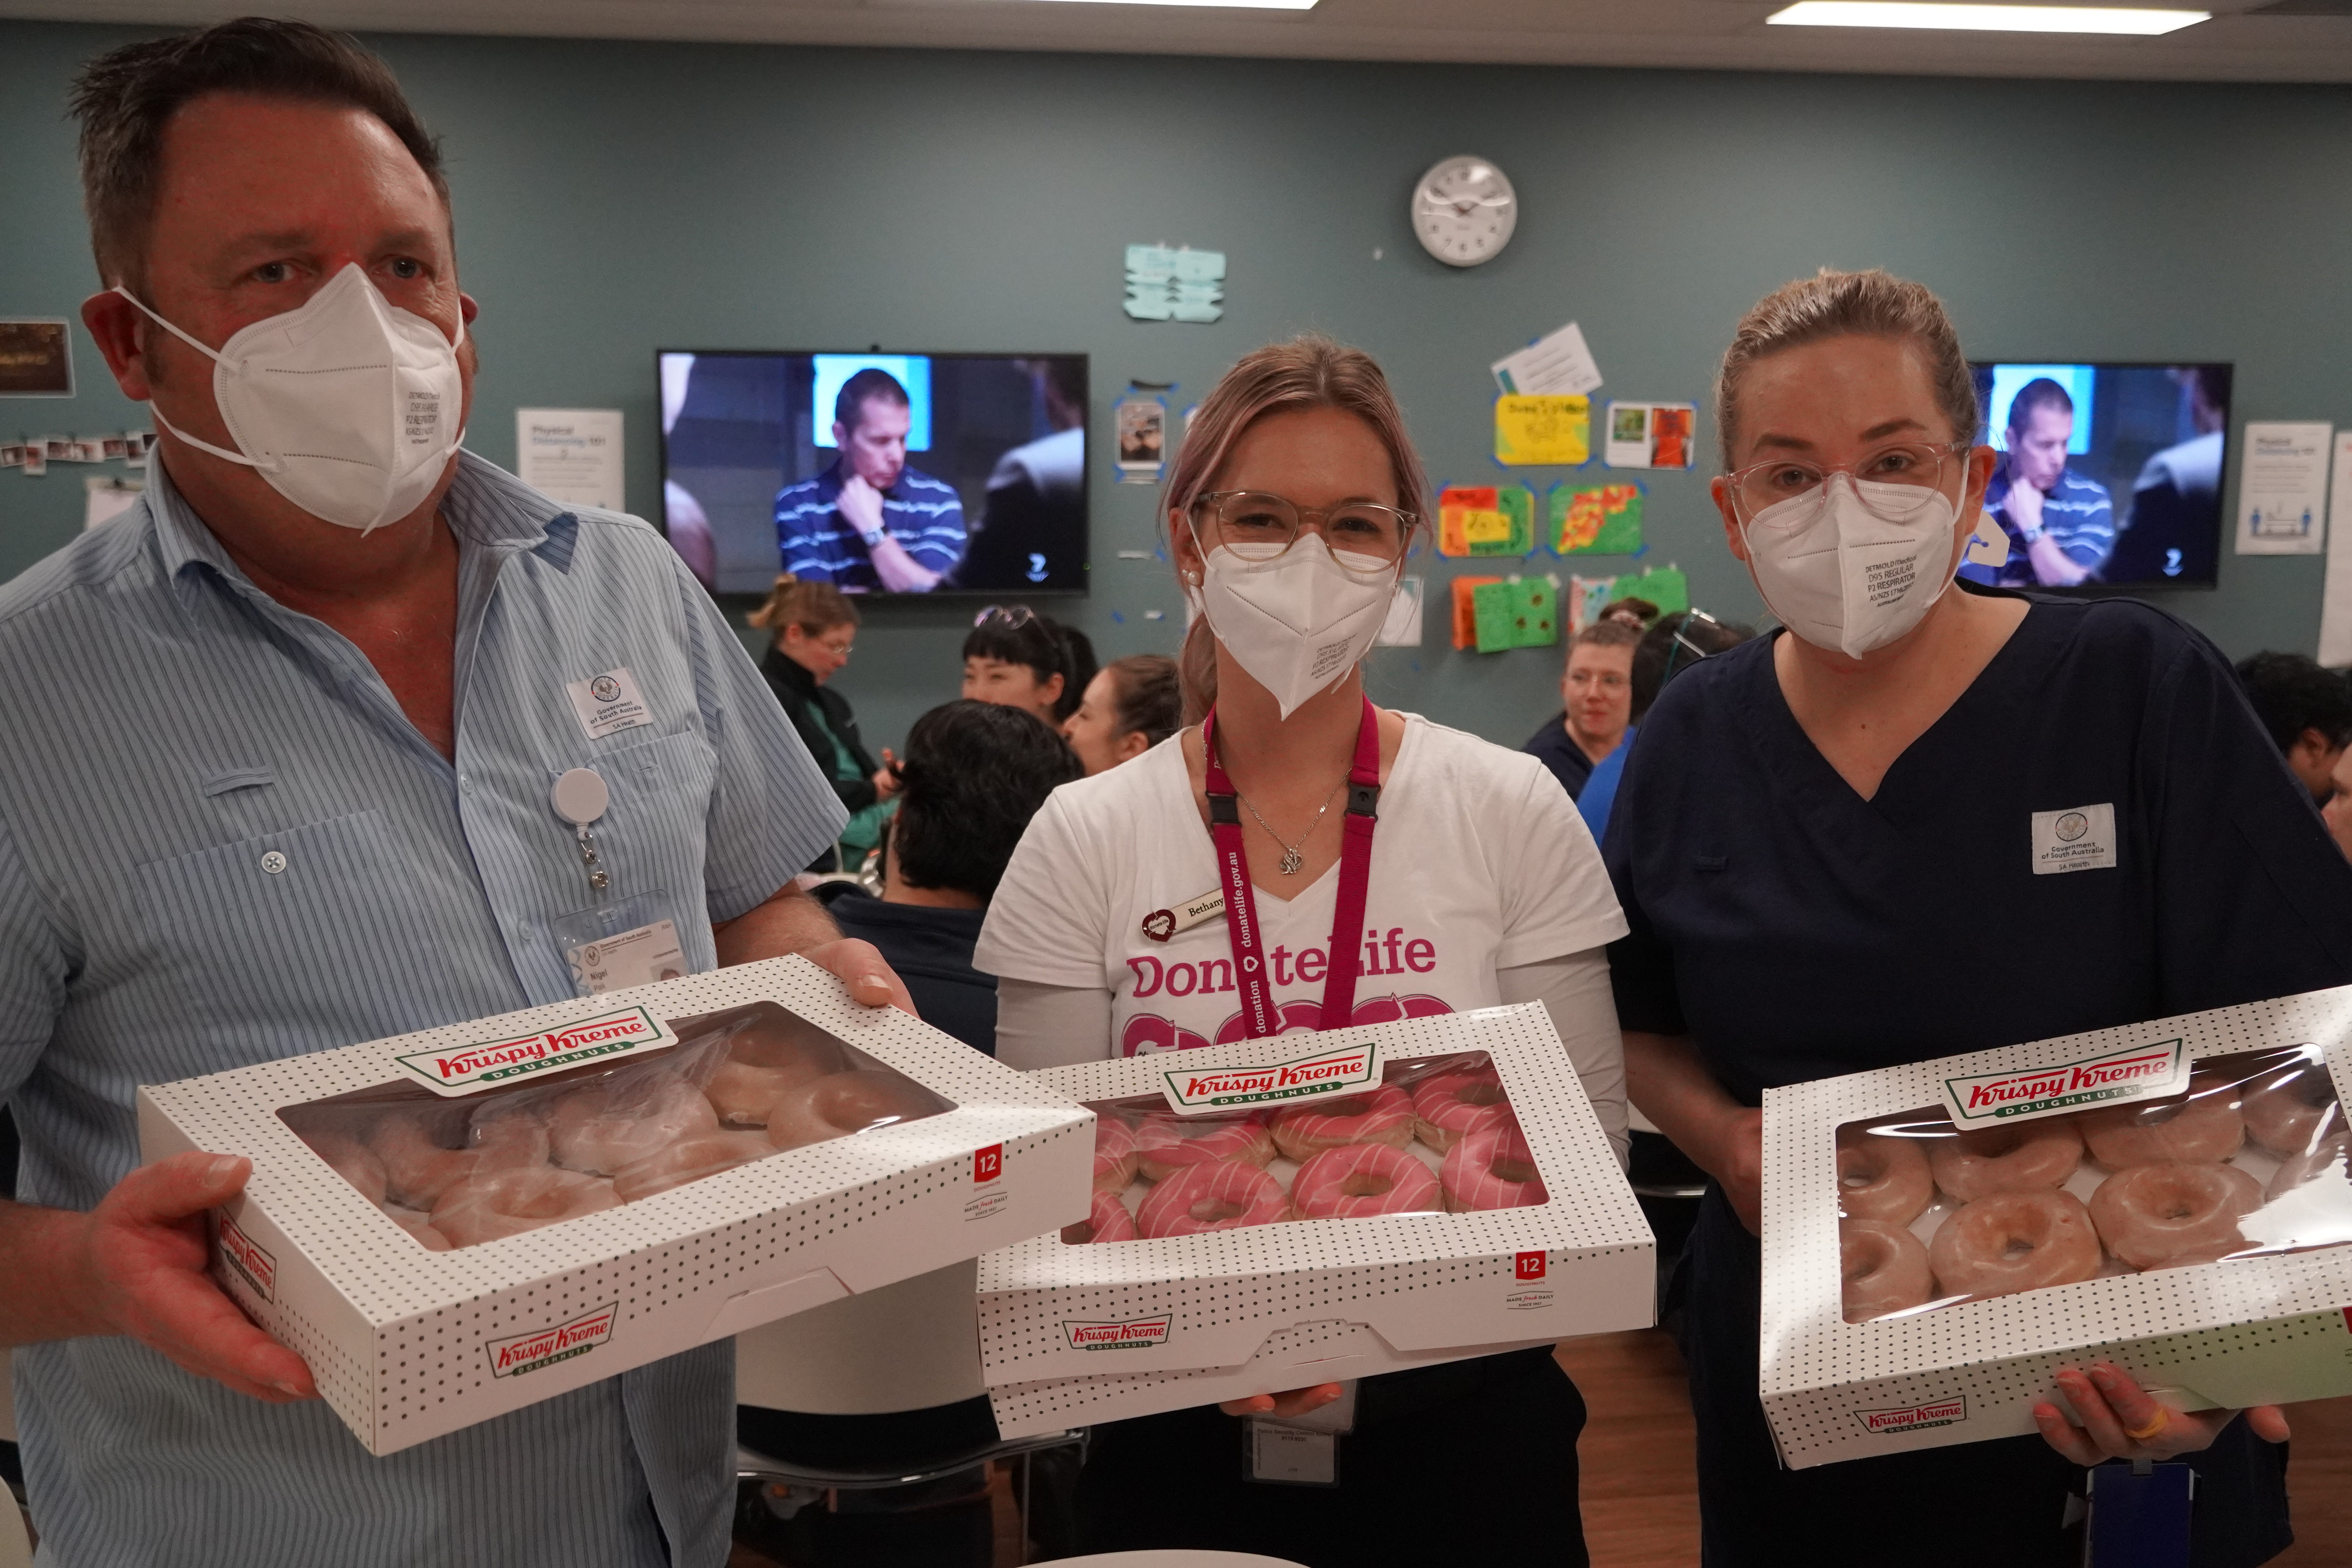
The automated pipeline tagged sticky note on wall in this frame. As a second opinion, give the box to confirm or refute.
[1495,395,1591,466]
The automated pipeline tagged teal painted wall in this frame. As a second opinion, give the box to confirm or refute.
[5,20,2351,753]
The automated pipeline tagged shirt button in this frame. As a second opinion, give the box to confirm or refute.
[260,850,288,875]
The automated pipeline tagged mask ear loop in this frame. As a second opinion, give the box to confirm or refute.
[110,286,270,472]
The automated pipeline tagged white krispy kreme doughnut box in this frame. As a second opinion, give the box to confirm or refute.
[1762,985,2352,1470]
[978,1002,1653,1439]
[136,955,1093,1457]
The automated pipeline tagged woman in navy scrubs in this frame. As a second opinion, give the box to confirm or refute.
[1609,269,2352,1568]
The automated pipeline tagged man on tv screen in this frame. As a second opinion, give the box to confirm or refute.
[1967,376,2113,588]
[774,368,966,592]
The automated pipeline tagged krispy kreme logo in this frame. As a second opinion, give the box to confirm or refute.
[1064,1315,1173,1351]
[395,1006,678,1096]
[216,1212,276,1303]
[487,1302,619,1378]
[1940,1039,2185,1128]
[1158,1040,1379,1116]
[1858,1395,1967,1434]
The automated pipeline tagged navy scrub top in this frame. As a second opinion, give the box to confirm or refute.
[1605,588,2352,1100]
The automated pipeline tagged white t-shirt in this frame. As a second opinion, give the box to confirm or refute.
[975,713,1628,1057]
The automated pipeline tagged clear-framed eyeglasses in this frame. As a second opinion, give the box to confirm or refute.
[973,604,1037,631]
[1187,491,1419,567]
[1724,441,1971,531]
[1659,607,1727,687]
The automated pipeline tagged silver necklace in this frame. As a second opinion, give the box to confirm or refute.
[1237,775,1345,875]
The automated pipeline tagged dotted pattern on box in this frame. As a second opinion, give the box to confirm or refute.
[143,955,1091,1451]
[976,1003,1650,1394]
[1758,986,2352,1468]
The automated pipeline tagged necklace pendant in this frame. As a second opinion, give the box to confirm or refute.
[1278,848,1303,876]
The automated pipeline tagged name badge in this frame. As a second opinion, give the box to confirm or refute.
[2030,803,2117,875]
[566,666,653,740]
[1141,887,1225,943]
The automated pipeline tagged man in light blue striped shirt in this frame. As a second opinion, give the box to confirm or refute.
[3,21,909,1566]
[772,370,968,593]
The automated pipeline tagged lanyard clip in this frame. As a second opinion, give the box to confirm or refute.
[551,767,613,897]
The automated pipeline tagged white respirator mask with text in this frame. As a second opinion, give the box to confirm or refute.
[1191,532,1398,720]
[1739,473,1964,659]
[115,264,466,534]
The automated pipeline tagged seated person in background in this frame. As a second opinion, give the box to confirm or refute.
[2235,650,2352,805]
[951,356,1086,591]
[1962,376,2112,588]
[1600,594,1660,631]
[1061,653,1181,775]
[1524,620,1639,800]
[1580,609,1756,845]
[774,367,965,592]
[2107,365,2229,585]
[750,574,897,871]
[819,701,1081,1053]
[961,603,1095,725]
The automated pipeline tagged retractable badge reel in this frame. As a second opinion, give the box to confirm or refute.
[548,766,688,998]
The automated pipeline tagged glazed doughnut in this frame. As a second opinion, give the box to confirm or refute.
[1408,1062,1516,1154]
[376,1200,452,1252]
[2244,1064,2341,1157]
[299,1130,390,1205]
[1269,1085,1415,1162]
[1132,1112,1274,1181]
[1835,1125,1934,1223]
[2078,1093,2243,1168]
[1291,1143,1441,1220]
[1136,1160,1291,1238]
[1926,1189,2102,1299]
[468,1105,554,1164]
[767,1069,941,1151]
[1093,1115,1139,1192]
[2090,1162,2264,1270]
[1926,1121,2083,1204]
[1061,1188,1140,1245]
[703,1028,846,1127]
[369,1112,486,1210]
[430,1165,621,1247]
[1441,1127,1549,1213]
[549,1074,719,1176]
[611,1128,776,1201]
[1840,1219,1936,1322]
[2266,1132,2351,1201]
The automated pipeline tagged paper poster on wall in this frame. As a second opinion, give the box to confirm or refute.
[1114,390,1167,485]
[0,320,74,397]
[83,475,141,530]
[1491,322,1602,397]
[1604,402,1697,470]
[1449,575,1503,649]
[1551,483,1644,555]
[0,442,21,470]
[1375,575,1425,647]
[1124,246,1225,323]
[2320,434,2352,666]
[517,409,624,512]
[1470,577,1560,654]
[1494,396,1590,467]
[2236,421,2332,556]
[1567,574,1617,633]
[1607,565,1691,617]
[1437,485,1536,556]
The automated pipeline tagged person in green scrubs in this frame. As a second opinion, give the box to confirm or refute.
[751,573,898,871]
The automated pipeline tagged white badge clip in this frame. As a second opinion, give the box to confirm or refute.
[548,766,686,996]
[552,767,612,897]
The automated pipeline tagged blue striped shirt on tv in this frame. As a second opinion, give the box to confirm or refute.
[773,463,966,590]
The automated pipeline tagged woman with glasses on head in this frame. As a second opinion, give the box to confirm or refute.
[976,336,1628,1566]
[1609,270,2352,1567]
[962,603,1097,727]
[750,573,898,872]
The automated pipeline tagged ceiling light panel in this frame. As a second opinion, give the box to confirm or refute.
[1767,4,2210,33]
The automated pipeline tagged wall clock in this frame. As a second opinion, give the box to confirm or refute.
[1412,155,1517,267]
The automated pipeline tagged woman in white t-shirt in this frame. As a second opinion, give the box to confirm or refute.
[975,336,1628,1567]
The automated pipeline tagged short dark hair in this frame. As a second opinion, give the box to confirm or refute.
[834,368,909,433]
[1103,654,1181,748]
[70,18,446,293]
[1631,611,1756,722]
[2236,651,2352,755]
[1572,620,1642,654]
[892,701,1081,900]
[964,610,1096,722]
[2007,376,2073,433]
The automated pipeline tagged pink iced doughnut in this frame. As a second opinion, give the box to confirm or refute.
[549,1074,720,1176]
[1926,1189,2102,1299]
[1441,1127,1548,1213]
[368,1112,485,1210]
[2089,1162,2264,1270]
[2078,1093,2243,1168]
[376,1200,452,1251]
[612,1128,776,1201]
[1132,1112,1274,1181]
[1408,1063,1516,1154]
[2244,1063,2341,1157]
[298,1130,389,1205]
[1926,1120,2082,1204]
[1840,1218,1935,1322]
[702,1026,846,1127]
[767,1069,940,1151]
[430,1165,621,1247]
[1269,1085,1414,1162]
[1093,1116,1139,1192]
[1835,1125,1934,1223]
[1136,1161,1291,1238]
[1291,1143,1441,1220]
[1061,1188,1140,1245]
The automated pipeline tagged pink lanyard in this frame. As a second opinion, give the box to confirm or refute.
[1200,697,1383,1038]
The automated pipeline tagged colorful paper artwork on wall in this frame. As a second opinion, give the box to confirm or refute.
[1550,483,1643,555]
[1449,575,1503,649]
[1608,565,1691,616]
[1470,577,1560,653]
[1124,246,1225,323]
[1437,484,1535,557]
[1494,395,1590,466]
[1604,401,1697,470]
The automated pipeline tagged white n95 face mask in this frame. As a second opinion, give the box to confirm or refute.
[1192,533,1397,720]
[116,264,466,533]
[1741,475,1963,659]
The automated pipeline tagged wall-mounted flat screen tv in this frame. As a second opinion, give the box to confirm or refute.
[1960,361,2231,590]
[658,350,1087,596]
